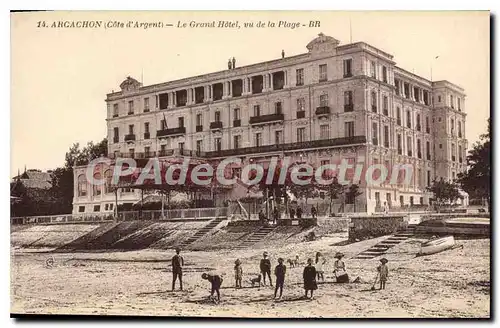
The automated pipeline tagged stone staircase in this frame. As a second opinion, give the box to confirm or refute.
[353,226,416,260]
[234,226,276,249]
[177,217,226,248]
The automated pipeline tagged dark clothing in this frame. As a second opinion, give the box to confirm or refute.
[303,265,318,290]
[206,274,223,300]
[311,207,317,219]
[289,209,295,219]
[274,264,286,298]
[171,254,184,290]
[260,258,272,285]
[296,208,303,219]
[274,280,284,298]
[172,271,183,290]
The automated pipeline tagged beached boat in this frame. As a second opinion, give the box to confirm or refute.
[418,235,455,256]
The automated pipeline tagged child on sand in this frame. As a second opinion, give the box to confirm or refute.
[303,258,318,299]
[315,252,326,282]
[274,258,286,300]
[202,273,224,304]
[377,258,389,290]
[234,259,243,288]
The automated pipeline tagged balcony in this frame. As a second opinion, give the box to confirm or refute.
[127,111,134,116]
[315,106,330,116]
[112,114,119,118]
[249,113,284,125]
[144,132,150,139]
[156,127,186,138]
[205,136,367,158]
[344,104,354,112]
[296,111,305,119]
[124,134,136,142]
[233,119,241,127]
[210,121,223,130]
[196,125,203,132]
[144,108,150,113]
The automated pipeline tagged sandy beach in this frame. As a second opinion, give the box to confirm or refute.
[10,233,490,318]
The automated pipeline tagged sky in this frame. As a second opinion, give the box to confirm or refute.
[10,11,490,177]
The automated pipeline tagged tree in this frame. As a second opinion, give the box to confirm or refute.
[317,176,346,215]
[345,184,362,212]
[426,178,462,207]
[457,118,490,211]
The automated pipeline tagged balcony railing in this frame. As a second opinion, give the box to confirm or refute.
[113,114,119,118]
[296,110,305,119]
[315,106,330,116]
[210,121,223,130]
[343,72,353,78]
[233,119,241,127]
[249,113,284,125]
[205,135,367,158]
[144,108,150,113]
[128,111,134,115]
[344,104,353,112]
[124,134,136,142]
[156,127,186,137]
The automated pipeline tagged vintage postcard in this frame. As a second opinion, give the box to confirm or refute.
[10,10,490,319]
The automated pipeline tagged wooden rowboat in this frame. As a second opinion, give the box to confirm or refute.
[418,235,455,256]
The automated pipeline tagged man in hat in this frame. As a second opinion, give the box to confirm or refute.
[171,247,184,291]
[274,258,286,300]
[333,252,349,283]
[202,272,223,304]
[260,251,272,286]
[377,258,389,290]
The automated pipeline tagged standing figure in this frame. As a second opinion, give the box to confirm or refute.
[383,201,389,214]
[311,206,317,219]
[377,258,389,290]
[260,251,273,286]
[315,252,326,282]
[202,273,223,304]
[274,258,286,300]
[273,206,279,224]
[333,252,349,283]
[234,259,243,288]
[289,207,295,219]
[171,247,184,291]
[303,258,318,299]
[296,206,303,219]
[227,58,232,69]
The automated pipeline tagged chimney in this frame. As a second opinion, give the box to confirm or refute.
[282,50,285,59]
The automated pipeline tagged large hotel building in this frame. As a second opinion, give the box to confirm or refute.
[72,33,468,215]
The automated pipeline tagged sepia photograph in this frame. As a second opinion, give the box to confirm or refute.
[10,10,491,319]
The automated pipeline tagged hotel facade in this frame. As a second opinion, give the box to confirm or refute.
[72,33,468,215]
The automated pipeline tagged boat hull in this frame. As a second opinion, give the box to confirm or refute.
[419,236,455,256]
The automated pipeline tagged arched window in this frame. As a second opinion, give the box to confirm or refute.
[93,173,102,196]
[78,175,87,197]
[104,170,113,194]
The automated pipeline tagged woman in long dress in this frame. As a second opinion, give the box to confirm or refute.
[333,252,349,283]
[303,258,318,299]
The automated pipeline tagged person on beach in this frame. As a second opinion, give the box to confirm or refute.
[234,259,243,288]
[311,206,317,219]
[315,252,326,282]
[377,258,389,290]
[274,258,286,300]
[260,251,273,286]
[289,207,295,219]
[171,247,184,291]
[303,258,318,299]
[296,206,303,219]
[333,252,349,283]
[273,207,279,224]
[202,273,223,304]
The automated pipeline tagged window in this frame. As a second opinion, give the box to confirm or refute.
[372,122,378,145]
[113,104,119,117]
[214,138,222,151]
[144,98,150,111]
[371,91,377,112]
[414,87,420,102]
[275,102,283,114]
[343,59,352,77]
[383,96,388,115]
[78,174,87,197]
[178,117,184,128]
[426,141,431,160]
[320,160,329,166]
[78,206,85,213]
[458,98,461,111]
[93,205,100,212]
[406,111,411,128]
[155,95,159,108]
[297,127,306,143]
[144,122,150,139]
[319,94,328,107]
[196,113,203,126]
[407,136,412,156]
[345,122,355,138]
[344,91,353,112]
[452,143,456,161]
[438,95,442,102]
[451,118,455,135]
[459,145,463,163]
[319,64,327,81]
[397,134,402,155]
[370,61,376,78]
[395,79,400,95]
[396,107,401,125]
[160,144,167,154]
[128,101,134,114]
[450,95,454,109]
[233,108,240,120]
[196,140,203,153]
[404,83,410,99]
[214,111,221,122]
[296,68,304,86]
[129,148,135,158]
[160,119,167,130]
[113,127,119,143]
[423,91,430,106]
[128,124,134,135]
[297,98,305,111]
[383,125,389,147]
[416,114,421,131]
[439,143,442,149]
[458,122,462,138]
[426,116,430,133]
[320,124,330,139]
[255,133,262,147]
[382,66,388,83]
[233,135,241,149]
[417,139,422,158]
[144,146,150,157]
[275,130,283,145]
[427,171,431,186]
[253,105,260,117]
[178,142,184,152]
